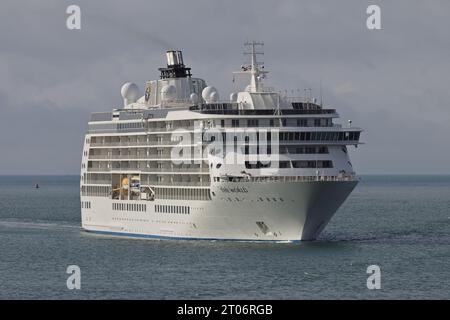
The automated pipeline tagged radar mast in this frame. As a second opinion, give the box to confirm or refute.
[233,41,268,92]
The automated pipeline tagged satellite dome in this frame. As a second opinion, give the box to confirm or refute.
[161,84,177,101]
[190,93,199,104]
[230,92,238,102]
[210,91,219,102]
[202,86,218,103]
[121,82,139,101]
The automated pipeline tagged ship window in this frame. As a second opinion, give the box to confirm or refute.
[318,160,333,168]
[279,161,289,168]
[247,119,259,127]
[245,161,271,169]
[318,146,328,154]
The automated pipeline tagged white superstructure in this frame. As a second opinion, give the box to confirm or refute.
[80,42,363,242]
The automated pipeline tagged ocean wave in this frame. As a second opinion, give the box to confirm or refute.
[0,219,79,230]
[319,228,449,243]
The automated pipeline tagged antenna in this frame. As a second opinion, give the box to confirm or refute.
[233,41,268,92]
[319,79,323,107]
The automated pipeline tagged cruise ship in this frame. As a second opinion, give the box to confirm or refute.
[80,42,363,242]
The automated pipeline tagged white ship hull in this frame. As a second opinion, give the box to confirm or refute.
[81,180,357,242]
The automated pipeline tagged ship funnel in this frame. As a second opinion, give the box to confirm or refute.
[166,50,184,67]
[160,50,191,79]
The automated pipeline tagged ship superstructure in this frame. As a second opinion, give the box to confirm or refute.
[80,42,363,242]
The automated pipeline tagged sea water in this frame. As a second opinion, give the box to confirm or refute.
[0,175,448,299]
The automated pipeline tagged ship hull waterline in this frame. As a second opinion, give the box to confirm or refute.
[81,180,358,243]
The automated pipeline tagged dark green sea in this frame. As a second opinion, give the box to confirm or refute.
[0,175,449,299]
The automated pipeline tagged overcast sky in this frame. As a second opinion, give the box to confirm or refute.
[0,0,449,174]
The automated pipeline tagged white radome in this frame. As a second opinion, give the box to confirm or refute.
[161,84,177,101]
[210,91,219,102]
[202,86,218,103]
[121,82,139,101]
[190,93,199,104]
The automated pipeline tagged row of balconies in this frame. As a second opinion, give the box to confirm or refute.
[89,121,343,146]
[89,153,181,160]
[141,178,210,187]
[89,133,360,149]
[89,117,336,133]
[87,164,209,173]
[83,180,111,185]
[90,139,194,147]
[215,174,356,183]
